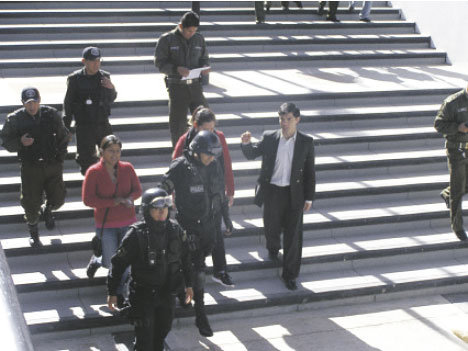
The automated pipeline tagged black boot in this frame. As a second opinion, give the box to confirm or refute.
[194,291,213,337]
[41,204,55,230]
[28,223,42,248]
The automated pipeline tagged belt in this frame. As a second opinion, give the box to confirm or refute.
[166,77,200,85]
[446,141,468,149]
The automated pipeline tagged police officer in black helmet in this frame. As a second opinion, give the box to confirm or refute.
[107,187,193,351]
[160,130,225,337]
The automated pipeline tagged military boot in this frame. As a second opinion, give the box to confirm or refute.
[28,223,42,248]
[41,204,55,230]
[194,291,213,337]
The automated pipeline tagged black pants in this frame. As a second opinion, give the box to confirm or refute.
[263,184,303,279]
[441,148,468,232]
[167,82,207,147]
[20,161,66,225]
[319,1,338,16]
[212,212,227,274]
[75,122,113,175]
[133,293,175,351]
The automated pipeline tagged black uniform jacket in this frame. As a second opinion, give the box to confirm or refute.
[63,68,117,128]
[241,129,315,209]
[107,219,192,296]
[1,105,69,163]
[154,26,209,79]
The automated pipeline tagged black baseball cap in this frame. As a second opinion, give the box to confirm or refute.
[21,87,40,103]
[82,46,101,60]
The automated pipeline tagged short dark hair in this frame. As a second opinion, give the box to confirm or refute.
[100,134,122,151]
[180,11,200,28]
[190,106,216,126]
[278,102,300,118]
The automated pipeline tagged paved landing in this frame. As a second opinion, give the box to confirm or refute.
[1,64,468,107]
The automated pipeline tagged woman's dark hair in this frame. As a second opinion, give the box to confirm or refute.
[189,106,216,126]
[180,11,200,28]
[100,134,122,151]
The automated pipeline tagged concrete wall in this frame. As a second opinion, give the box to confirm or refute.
[392,1,468,66]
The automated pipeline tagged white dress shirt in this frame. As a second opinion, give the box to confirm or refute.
[270,131,296,186]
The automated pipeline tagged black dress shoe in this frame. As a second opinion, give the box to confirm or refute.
[327,15,340,22]
[360,17,371,22]
[195,313,213,337]
[455,230,468,241]
[268,250,279,262]
[283,278,297,291]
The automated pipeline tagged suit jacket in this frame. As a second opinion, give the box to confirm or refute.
[241,130,315,208]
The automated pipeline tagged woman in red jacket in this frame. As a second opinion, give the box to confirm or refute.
[83,135,142,304]
[172,107,235,287]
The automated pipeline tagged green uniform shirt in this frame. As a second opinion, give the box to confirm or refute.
[434,89,468,146]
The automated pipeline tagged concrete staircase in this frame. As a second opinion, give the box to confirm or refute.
[2,1,468,350]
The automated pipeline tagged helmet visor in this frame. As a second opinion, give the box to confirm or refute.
[149,196,173,209]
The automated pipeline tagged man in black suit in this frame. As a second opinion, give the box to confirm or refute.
[241,102,315,290]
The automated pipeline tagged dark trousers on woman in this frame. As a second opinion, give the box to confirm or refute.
[263,183,303,280]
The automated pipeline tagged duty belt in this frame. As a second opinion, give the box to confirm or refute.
[446,141,468,149]
[166,77,200,85]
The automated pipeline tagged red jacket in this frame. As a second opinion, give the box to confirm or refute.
[82,159,142,228]
[172,129,235,196]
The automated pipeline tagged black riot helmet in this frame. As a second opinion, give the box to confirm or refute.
[140,187,172,222]
[189,130,222,157]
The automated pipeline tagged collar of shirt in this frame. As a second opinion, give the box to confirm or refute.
[280,130,297,142]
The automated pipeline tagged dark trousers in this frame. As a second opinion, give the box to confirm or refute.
[212,212,227,274]
[167,82,207,147]
[133,293,175,351]
[441,148,468,232]
[20,161,66,225]
[75,122,113,175]
[263,184,303,279]
[255,2,265,21]
[319,1,339,16]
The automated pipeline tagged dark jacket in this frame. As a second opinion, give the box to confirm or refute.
[63,68,117,129]
[241,130,315,208]
[107,219,192,296]
[434,89,468,146]
[154,26,209,79]
[1,105,69,164]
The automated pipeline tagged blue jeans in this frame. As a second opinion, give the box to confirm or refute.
[98,226,130,296]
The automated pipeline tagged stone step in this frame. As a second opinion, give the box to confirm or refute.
[9,224,464,294]
[1,193,457,257]
[0,49,447,77]
[19,247,468,334]
[0,7,401,24]
[0,34,431,59]
[0,21,417,41]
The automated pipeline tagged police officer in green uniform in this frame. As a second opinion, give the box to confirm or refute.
[63,46,117,175]
[435,87,468,241]
[107,187,193,351]
[160,130,225,337]
[1,87,69,247]
[154,11,210,147]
